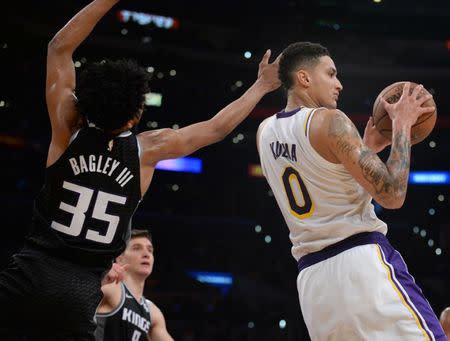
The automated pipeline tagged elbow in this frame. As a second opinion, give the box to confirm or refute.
[48,36,68,55]
[48,36,60,52]
[382,201,404,210]
[377,195,405,210]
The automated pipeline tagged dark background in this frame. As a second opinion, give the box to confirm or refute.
[2,0,450,340]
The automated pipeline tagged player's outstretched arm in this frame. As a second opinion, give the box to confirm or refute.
[46,0,119,162]
[148,302,174,341]
[97,281,122,314]
[138,50,281,165]
[323,83,434,209]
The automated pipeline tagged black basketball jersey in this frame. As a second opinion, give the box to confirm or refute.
[95,283,152,341]
[27,127,141,272]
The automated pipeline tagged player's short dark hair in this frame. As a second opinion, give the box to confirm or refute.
[75,59,151,131]
[279,42,330,90]
[130,229,152,244]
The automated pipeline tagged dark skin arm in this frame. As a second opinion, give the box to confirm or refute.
[136,50,281,196]
[46,0,119,167]
[137,50,281,166]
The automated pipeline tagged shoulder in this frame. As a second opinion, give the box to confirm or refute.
[137,128,177,165]
[313,107,345,121]
[137,128,174,141]
[256,116,273,148]
[311,108,355,136]
[257,116,271,131]
[148,300,165,321]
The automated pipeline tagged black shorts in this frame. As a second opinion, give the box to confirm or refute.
[0,247,103,341]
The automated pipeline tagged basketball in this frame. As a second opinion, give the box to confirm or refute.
[372,81,437,145]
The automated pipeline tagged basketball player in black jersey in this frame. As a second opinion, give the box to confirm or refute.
[95,229,173,341]
[0,0,280,339]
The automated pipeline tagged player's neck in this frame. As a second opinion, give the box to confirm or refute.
[123,274,146,301]
[285,90,320,111]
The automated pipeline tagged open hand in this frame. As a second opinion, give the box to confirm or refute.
[256,49,282,93]
[381,82,434,126]
[363,116,391,153]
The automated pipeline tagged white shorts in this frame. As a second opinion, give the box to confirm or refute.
[297,232,445,341]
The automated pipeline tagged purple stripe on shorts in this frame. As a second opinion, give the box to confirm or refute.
[297,231,386,272]
[378,241,446,340]
[297,231,446,340]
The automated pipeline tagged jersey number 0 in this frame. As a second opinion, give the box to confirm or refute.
[51,181,127,244]
[282,167,314,219]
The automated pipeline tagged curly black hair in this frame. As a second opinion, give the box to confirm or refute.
[75,59,151,131]
[279,42,330,90]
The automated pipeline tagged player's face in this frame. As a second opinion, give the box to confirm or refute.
[123,237,154,277]
[310,56,343,109]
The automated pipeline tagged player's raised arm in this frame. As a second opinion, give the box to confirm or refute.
[46,0,120,157]
[138,50,281,165]
[321,83,434,209]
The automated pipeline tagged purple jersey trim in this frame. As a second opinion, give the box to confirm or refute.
[276,107,302,119]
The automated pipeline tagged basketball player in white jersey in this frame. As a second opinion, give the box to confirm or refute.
[96,229,173,341]
[257,42,445,340]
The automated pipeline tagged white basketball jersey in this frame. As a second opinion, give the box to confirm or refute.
[257,107,387,261]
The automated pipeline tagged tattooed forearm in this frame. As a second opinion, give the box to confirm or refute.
[328,111,412,205]
[358,147,395,195]
[358,129,411,201]
[386,133,410,172]
[385,132,411,196]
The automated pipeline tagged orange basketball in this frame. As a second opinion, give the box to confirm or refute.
[372,81,437,145]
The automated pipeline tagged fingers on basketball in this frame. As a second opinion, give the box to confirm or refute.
[412,83,423,99]
[400,82,411,99]
[372,81,437,145]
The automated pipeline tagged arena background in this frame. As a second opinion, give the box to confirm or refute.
[2,0,450,339]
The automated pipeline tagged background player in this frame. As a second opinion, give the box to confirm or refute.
[0,0,281,339]
[256,41,445,340]
[96,229,173,341]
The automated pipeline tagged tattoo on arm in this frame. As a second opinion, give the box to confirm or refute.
[328,112,411,199]
[385,133,411,196]
[358,133,410,197]
[328,114,359,158]
[358,147,394,195]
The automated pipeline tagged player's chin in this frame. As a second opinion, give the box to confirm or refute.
[325,101,338,109]
[139,265,153,275]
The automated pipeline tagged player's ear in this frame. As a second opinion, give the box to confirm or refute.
[116,255,124,264]
[126,112,142,130]
[296,70,310,87]
[125,119,134,130]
